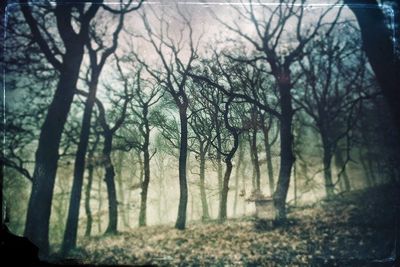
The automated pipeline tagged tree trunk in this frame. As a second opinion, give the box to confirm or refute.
[199,145,210,221]
[262,125,275,196]
[233,137,243,217]
[115,151,128,229]
[251,128,261,191]
[273,71,295,222]
[84,136,99,237]
[216,127,223,205]
[103,132,118,234]
[175,105,188,230]
[24,50,84,256]
[345,0,400,131]
[62,73,99,254]
[84,159,94,237]
[248,134,256,190]
[334,148,351,192]
[139,115,150,227]
[323,147,335,198]
[219,160,233,222]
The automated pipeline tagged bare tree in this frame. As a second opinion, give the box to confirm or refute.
[211,0,342,221]
[293,30,373,198]
[131,5,202,229]
[19,1,102,255]
[116,67,163,227]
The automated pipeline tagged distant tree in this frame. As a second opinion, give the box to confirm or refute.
[293,30,374,198]
[211,1,343,220]
[187,88,215,221]
[116,67,163,227]
[133,6,202,229]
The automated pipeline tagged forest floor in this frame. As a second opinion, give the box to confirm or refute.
[63,184,399,266]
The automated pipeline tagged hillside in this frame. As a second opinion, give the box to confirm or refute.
[62,185,399,266]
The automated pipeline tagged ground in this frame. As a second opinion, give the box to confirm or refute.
[61,185,398,266]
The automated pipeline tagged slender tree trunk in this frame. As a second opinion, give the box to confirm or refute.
[199,145,210,221]
[321,134,335,198]
[241,150,248,215]
[97,168,103,234]
[103,132,118,234]
[175,105,188,229]
[262,125,275,196]
[84,137,100,237]
[219,160,233,222]
[334,148,351,192]
[62,73,99,254]
[115,151,128,229]
[233,138,243,217]
[323,147,335,198]
[84,160,94,237]
[139,117,150,227]
[24,52,83,256]
[216,129,223,205]
[251,128,261,191]
[248,134,256,190]
[273,71,295,222]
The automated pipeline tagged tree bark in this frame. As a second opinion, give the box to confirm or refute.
[262,124,275,196]
[344,0,400,131]
[323,146,335,198]
[139,110,151,227]
[216,123,223,205]
[62,72,99,254]
[175,105,189,230]
[199,144,210,221]
[334,148,351,192]
[273,71,295,222]
[250,128,261,191]
[219,160,233,222]
[103,132,118,234]
[24,55,83,256]
[233,137,243,217]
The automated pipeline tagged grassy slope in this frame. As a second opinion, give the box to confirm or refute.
[67,184,399,266]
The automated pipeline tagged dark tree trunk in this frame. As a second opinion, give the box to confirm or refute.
[219,160,233,222]
[199,143,210,221]
[103,132,118,234]
[139,110,150,227]
[273,71,295,222]
[262,125,275,196]
[62,73,99,254]
[84,136,99,237]
[250,128,261,191]
[175,105,188,230]
[24,50,84,256]
[216,125,223,204]
[321,133,335,198]
[219,97,240,223]
[345,0,400,131]
[115,151,128,228]
[323,146,334,198]
[334,148,351,192]
[233,137,244,217]
[248,134,256,190]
